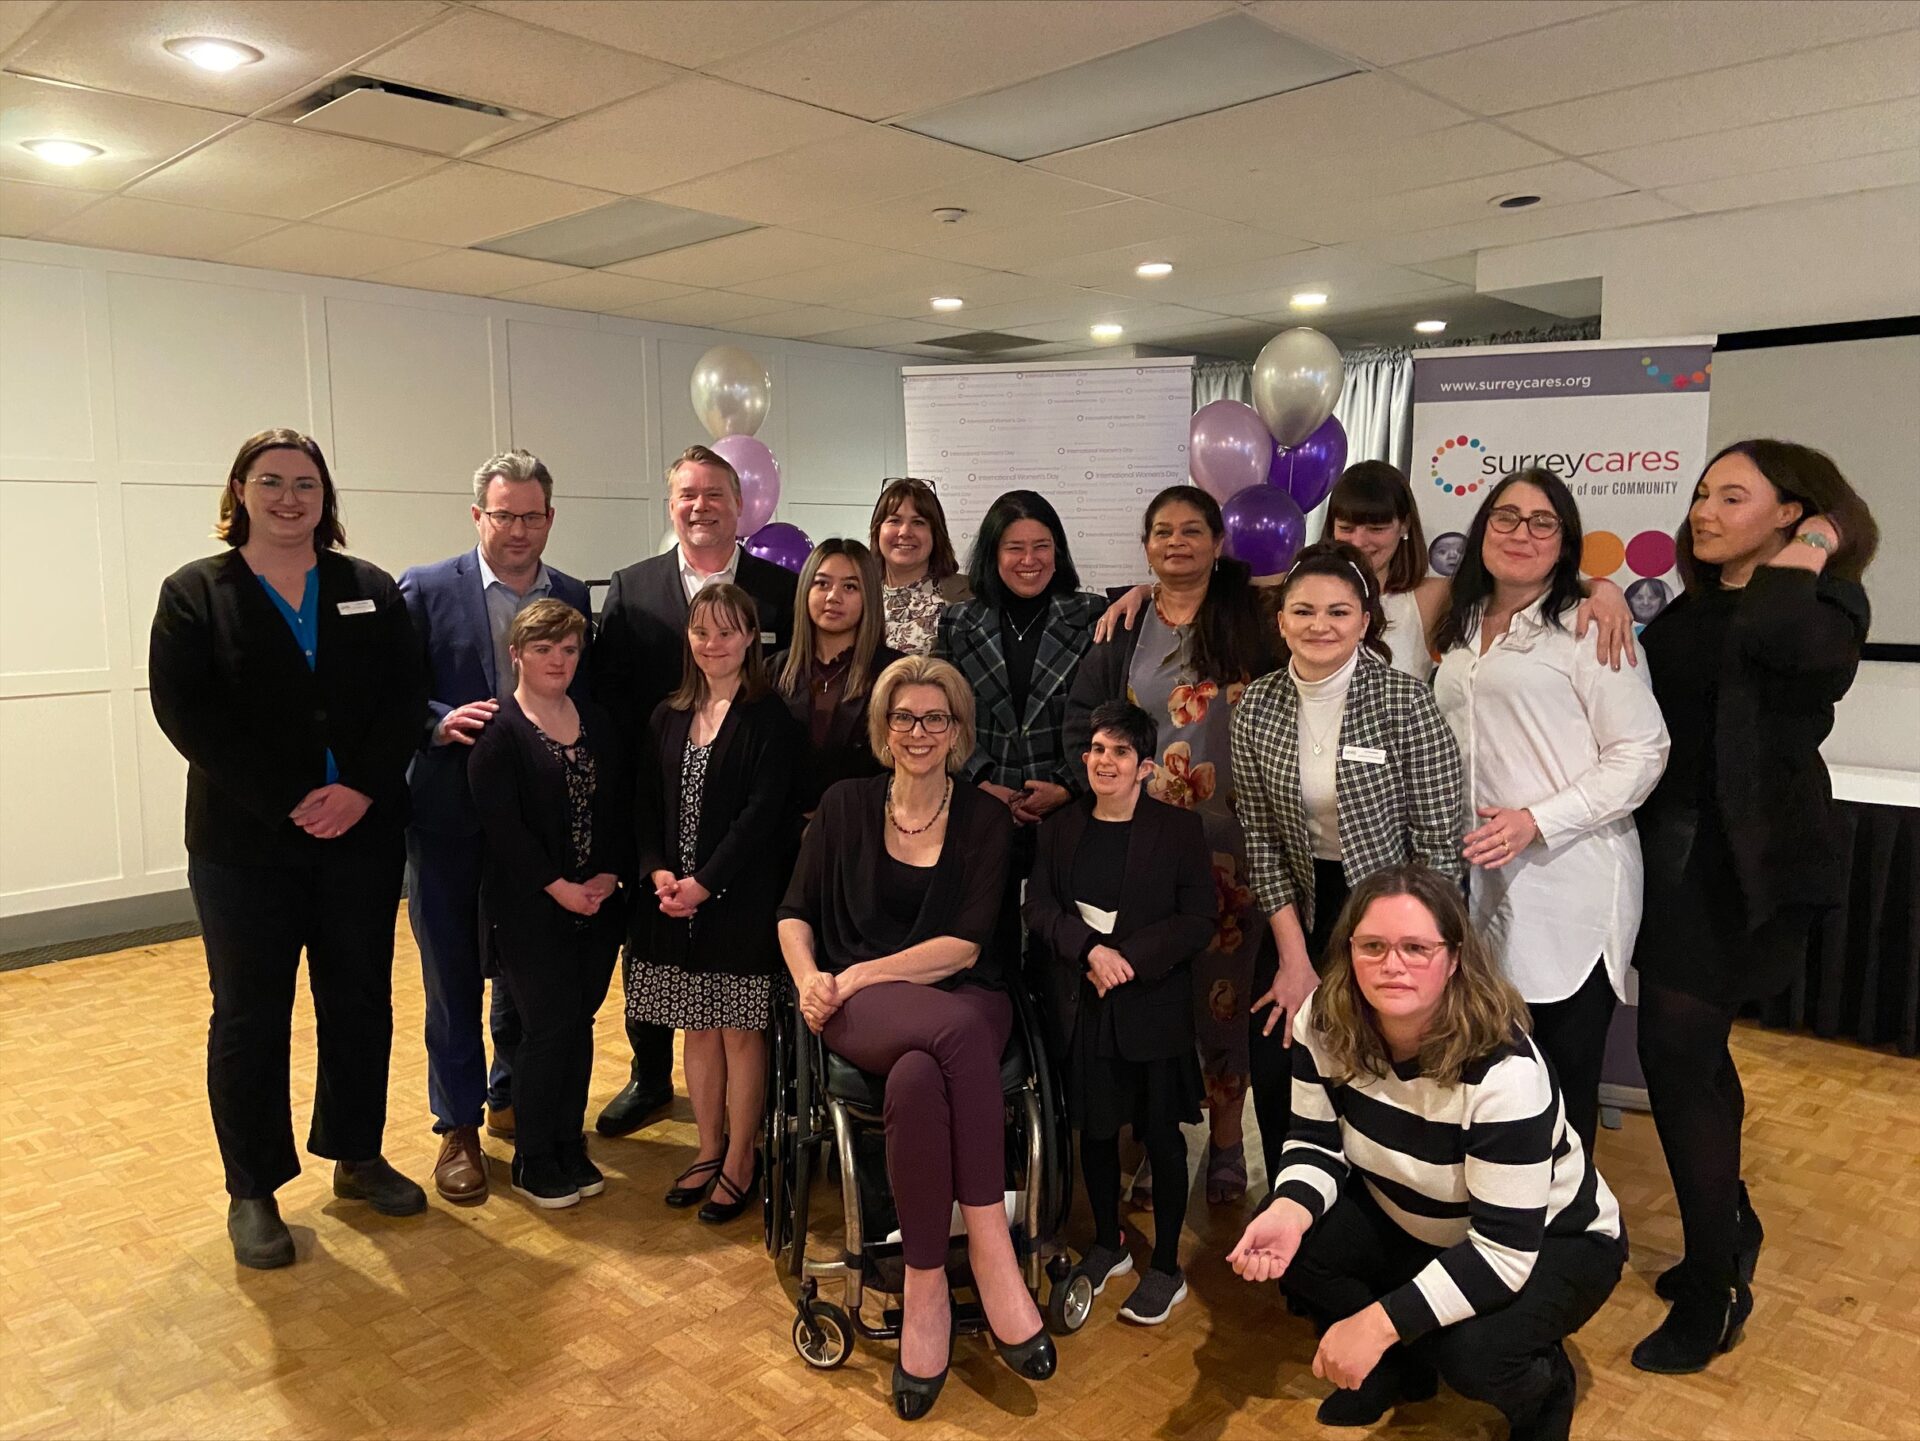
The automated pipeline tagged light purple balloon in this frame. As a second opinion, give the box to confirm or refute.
[1271,415,1347,513]
[1221,484,1307,577]
[744,520,812,573]
[1189,399,1273,503]
[710,434,780,534]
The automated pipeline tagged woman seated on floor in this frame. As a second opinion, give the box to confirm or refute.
[1228,864,1624,1441]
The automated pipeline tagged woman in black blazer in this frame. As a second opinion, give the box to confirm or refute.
[1630,440,1878,1375]
[771,538,904,816]
[468,600,630,1210]
[628,584,800,1223]
[148,428,426,1271]
[1026,700,1215,1328]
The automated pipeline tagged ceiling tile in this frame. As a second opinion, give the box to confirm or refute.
[0,1,57,53]
[494,269,694,312]
[647,127,999,228]
[43,196,282,259]
[1248,0,1624,66]
[604,228,885,286]
[852,270,1078,320]
[1590,97,1920,189]
[1362,191,1687,266]
[1280,160,1631,246]
[708,0,1232,122]
[935,286,1184,332]
[5,0,444,115]
[805,318,973,349]
[314,162,616,245]
[475,0,861,69]
[360,8,678,118]
[1018,303,1233,345]
[1201,268,1455,319]
[718,304,888,339]
[1395,1,1920,116]
[1501,28,1920,154]
[0,74,234,191]
[790,164,1126,251]
[0,176,98,235]
[727,252,992,307]
[476,75,864,195]
[614,288,786,326]
[914,198,1202,269]
[1015,225,1314,289]
[1658,148,1920,215]
[125,120,441,220]
[362,248,581,296]
[216,223,443,278]
[1086,247,1404,306]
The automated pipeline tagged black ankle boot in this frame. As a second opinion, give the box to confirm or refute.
[227,1196,295,1269]
[1508,1344,1577,1441]
[1656,1181,1764,1300]
[1632,1277,1752,1374]
[1314,1349,1436,1427]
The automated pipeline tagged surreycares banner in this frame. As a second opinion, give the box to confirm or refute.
[1409,338,1715,624]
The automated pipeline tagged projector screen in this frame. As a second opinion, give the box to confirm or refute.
[1707,326,1920,651]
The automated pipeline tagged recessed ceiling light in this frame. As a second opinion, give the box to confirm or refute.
[21,138,102,166]
[1495,193,1542,209]
[1290,291,1328,309]
[164,36,264,71]
[1135,261,1173,278]
[930,207,968,224]
[1090,323,1124,341]
[1414,319,1448,334]
[930,296,965,312]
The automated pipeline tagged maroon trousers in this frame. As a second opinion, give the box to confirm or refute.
[823,981,1012,1269]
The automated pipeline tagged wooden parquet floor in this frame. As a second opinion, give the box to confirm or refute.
[3,919,1918,1441]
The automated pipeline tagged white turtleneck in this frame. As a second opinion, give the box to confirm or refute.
[1293,648,1359,862]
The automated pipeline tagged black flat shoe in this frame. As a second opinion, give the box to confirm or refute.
[989,1322,1057,1381]
[597,1081,674,1138]
[1631,1279,1752,1374]
[1656,1181,1764,1301]
[893,1300,956,1422]
[227,1196,295,1270]
[664,1156,722,1208]
[1314,1349,1436,1427]
[332,1157,427,1216]
[698,1154,760,1225]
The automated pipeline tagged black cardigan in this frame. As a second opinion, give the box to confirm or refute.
[1024,794,1216,1061]
[467,694,632,963]
[770,643,906,813]
[148,549,424,866]
[632,689,800,976]
[777,774,1014,990]
[1646,565,1871,928]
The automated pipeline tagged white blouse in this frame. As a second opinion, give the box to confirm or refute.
[1433,599,1670,1004]
[1293,650,1356,863]
[1380,587,1433,682]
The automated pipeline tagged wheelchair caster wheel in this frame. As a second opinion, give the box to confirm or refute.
[1047,1269,1094,1335]
[793,1302,853,1369]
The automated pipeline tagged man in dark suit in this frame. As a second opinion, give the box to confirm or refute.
[591,443,795,1135]
[399,450,593,1203]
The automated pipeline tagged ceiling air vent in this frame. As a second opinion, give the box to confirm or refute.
[278,77,546,157]
[918,331,1047,354]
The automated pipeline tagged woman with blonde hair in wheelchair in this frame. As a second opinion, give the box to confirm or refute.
[777,654,1057,1421]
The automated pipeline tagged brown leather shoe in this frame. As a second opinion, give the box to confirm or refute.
[486,1104,516,1140]
[433,1126,488,1203]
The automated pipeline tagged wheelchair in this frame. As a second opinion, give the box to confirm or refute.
[761,970,1095,1370]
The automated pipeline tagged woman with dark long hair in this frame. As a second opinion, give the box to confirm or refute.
[1432,470,1669,1156]
[1065,484,1279,1203]
[1629,439,1877,1374]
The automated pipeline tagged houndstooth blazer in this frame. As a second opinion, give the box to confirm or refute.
[936,592,1105,789]
[1231,648,1465,933]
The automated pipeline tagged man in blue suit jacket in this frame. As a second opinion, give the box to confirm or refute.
[399,449,593,1204]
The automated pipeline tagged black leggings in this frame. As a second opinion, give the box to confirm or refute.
[1636,979,1745,1288]
[1250,859,1348,1184]
[1527,959,1616,1160]
[1082,1125,1188,1274]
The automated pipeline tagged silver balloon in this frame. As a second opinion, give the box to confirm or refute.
[1251,327,1345,448]
[689,344,770,439]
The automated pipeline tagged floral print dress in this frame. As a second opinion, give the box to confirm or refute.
[1126,603,1259,1105]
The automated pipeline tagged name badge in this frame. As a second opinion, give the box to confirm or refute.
[761,630,777,646]
[1341,744,1387,766]
[337,598,377,615]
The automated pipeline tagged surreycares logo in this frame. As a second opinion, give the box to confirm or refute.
[1430,433,1683,495]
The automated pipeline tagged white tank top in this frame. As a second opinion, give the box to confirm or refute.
[1380,588,1433,682]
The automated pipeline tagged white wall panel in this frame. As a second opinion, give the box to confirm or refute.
[0,692,121,896]
[326,297,495,491]
[0,480,109,676]
[120,483,222,661]
[108,272,310,476]
[505,320,646,500]
[333,489,489,580]
[540,497,656,587]
[0,260,92,465]
[785,355,894,504]
[133,690,188,878]
[782,500,874,552]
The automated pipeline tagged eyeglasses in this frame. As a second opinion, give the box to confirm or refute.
[1350,936,1452,967]
[480,508,552,531]
[886,710,953,735]
[1487,506,1562,539]
[249,476,321,496]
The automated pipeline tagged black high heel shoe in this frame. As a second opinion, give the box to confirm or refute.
[1656,1181,1764,1301]
[892,1303,955,1422]
[663,1156,722,1208]
[698,1153,761,1225]
[989,1321,1057,1381]
[1631,1277,1752,1374]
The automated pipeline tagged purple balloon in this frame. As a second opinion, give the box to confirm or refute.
[744,520,812,573]
[1221,484,1306,577]
[1189,399,1273,503]
[710,433,780,534]
[1271,414,1346,513]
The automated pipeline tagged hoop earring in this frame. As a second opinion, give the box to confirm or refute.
[880,744,893,764]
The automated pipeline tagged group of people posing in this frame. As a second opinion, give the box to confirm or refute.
[150,424,1877,1437]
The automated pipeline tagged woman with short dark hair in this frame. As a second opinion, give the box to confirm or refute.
[871,478,970,655]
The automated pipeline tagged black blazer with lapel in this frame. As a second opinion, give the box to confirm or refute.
[1024,793,1216,1063]
[467,693,631,964]
[591,546,795,742]
[631,689,801,976]
[149,549,424,867]
[770,643,905,813]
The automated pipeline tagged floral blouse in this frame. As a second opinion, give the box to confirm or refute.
[883,576,951,656]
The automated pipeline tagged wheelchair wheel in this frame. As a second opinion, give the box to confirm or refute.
[1046,1268,1094,1335]
[793,1302,853,1370]
[763,1003,792,1259]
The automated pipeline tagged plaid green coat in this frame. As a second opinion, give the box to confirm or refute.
[935,592,1106,789]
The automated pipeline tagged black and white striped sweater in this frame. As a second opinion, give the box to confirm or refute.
[1272,990,1625,1342]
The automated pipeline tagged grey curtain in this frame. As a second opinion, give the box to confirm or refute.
[1193,360,1252,407]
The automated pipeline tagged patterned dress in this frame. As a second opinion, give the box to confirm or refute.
[1126,603,1260,1104]
[536,725,596,921]
[883,576,950,656]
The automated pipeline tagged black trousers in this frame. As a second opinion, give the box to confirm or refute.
[188,841,405,1199]
[1527,959,1616,1160]
[496,911,621,1161]
[622,948,675,1091]
[1250,858,1348,1183]
[1283,1186,1623,1425]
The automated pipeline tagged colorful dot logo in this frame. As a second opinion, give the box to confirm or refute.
[1428,434,1486,494]
[1641,355,1711,390]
